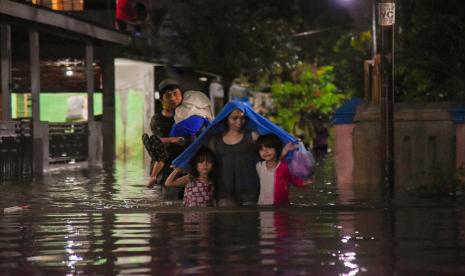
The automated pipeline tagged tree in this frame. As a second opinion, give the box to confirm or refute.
[395,0,465,101]
[168,0,353,87]
[170,0,298,86]
[332,31,372,98]
[270,63,347,146]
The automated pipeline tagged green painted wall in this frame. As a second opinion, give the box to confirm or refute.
[11,92,103,121]
[115,90,144,161]
[11,92,144,162]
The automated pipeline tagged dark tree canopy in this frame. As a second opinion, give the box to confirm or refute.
[395,0,465,101]
[169,0,353,84]
[164,0,465,102]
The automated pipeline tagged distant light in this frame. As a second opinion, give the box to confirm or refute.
[65,69,73,76]
[154,91,160,100]
[199,77,208,82]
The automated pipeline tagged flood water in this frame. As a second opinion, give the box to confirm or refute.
[1,155,464,275]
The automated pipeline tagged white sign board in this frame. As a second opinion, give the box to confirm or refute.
[378,3,395,26]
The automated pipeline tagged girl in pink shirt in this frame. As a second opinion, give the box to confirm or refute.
[165,147,215,207]
[256,134,313,206]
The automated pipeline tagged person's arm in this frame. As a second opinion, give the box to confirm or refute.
[150,114,184,144]
[251,131,260,142]
[146,161,165,188]
[280,142,298,160]
[165,168,190,187]
[288,172,313,188]
[302,177,314,187]
[160,137,185,144]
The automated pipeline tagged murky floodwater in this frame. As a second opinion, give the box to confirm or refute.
[1,155,464,275]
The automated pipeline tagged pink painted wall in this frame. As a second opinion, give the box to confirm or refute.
[334,124,355,204]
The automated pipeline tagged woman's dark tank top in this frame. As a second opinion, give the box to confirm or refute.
[212,131,259,202]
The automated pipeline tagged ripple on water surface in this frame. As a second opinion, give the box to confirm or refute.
[0,158,465,274]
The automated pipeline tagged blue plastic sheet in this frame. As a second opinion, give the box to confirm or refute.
[172,101,298,169]
[169,115,210,137]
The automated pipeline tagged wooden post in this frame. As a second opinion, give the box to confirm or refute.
[86,42,100,167]
[30,29,48,174]
[30,30,40,122]
[363,59,373,102]
[101,48,116,162]
[86,42,94,122]
[1,22,11,120]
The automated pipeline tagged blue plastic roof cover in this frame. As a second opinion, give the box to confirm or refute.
[449,107,465,123]
[333,97,364,125]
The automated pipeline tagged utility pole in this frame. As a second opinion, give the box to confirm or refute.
[371,0,377,57]
[378,0,395,201]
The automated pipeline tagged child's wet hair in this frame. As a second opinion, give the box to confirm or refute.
[190,147,216,178]
[256,133,283,159]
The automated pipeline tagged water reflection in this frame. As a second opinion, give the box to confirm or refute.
[1,206,465,275]
[0,159,465,274]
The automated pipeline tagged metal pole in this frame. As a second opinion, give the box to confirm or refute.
[378,0,395,201]
[372,0,378,57]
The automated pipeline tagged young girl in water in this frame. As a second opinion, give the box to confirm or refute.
[165,147,216,207]
[256,134,313,206]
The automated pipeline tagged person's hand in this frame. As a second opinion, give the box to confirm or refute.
[168,137,185,144]
[302,177,314,187]
[170,167,182,172]
[281,142,298,159]
[160,137,184,144]
[146,176,157,188]
[174,137,185,144]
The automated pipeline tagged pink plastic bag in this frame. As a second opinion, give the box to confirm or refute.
[288,142,315,179]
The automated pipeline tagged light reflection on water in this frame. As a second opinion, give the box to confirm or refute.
[0,158,464,274]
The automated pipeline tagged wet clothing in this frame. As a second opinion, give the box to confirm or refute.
[210,131,259,204]
[151,113,174,137]
[172,101,298,170]
[256,160,305,206]
[142,133,167,173]
[183,178,214,207]
[147,113,188,191]
[171,101,301,203]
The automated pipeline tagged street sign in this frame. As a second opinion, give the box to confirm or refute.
[378,3,395,26]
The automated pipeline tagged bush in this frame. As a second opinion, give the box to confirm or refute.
[405,163,464,198]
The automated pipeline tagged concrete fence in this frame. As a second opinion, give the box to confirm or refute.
[334,100,465,198]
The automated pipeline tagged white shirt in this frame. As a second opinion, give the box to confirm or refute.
[209,81,224,98]
[256,161,279,205]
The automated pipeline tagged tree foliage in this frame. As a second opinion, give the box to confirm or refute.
[396,0,465,101]
[270,64,347,144]
[169,0,353,85]
[162,0,465,103]
[171,0,298,84]
[333,31,372,97]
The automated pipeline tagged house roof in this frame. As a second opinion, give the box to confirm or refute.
[0,0,131,45]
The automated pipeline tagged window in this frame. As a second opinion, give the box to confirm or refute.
[31,0,84,11]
